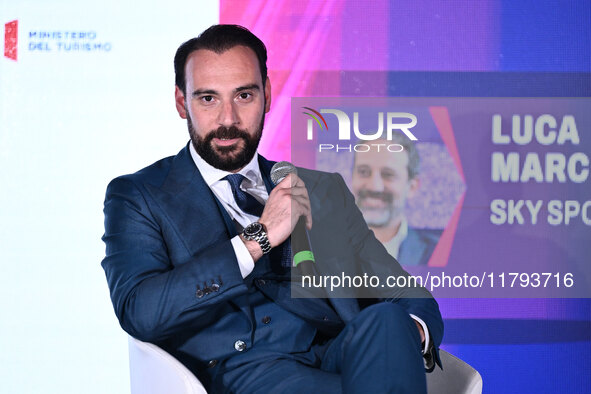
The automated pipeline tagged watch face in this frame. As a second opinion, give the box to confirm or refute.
[244,222,263,237]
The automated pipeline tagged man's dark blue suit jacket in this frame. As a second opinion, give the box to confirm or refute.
[399,227,443,266]
[101,144,443,383]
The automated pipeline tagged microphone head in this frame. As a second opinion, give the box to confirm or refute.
[270,161,297,185]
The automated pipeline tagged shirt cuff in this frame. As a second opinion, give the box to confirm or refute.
[230,236,255,278]
[409,314,430,355]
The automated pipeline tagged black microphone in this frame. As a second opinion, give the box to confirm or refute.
[270,161,316,275]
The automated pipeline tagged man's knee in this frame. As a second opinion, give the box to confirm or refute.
[356,302,420,342]
[332,303,427,393]
[360,302,412,324]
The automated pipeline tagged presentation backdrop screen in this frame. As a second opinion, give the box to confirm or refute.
[290,96,590,299]
[1,0,589,393]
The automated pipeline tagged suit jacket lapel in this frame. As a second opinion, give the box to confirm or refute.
[143,144,237,257]
[398,228,425,266]
[257,155,275,194]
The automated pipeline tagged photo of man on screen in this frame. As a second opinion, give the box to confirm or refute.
[352,134,442,266]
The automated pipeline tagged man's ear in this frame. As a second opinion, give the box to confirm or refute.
[175,85,187,119]
[264,77,272,113]
[408,177,420,198]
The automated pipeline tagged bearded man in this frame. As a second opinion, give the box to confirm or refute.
[101,24,443,394]
[352,136,442,266]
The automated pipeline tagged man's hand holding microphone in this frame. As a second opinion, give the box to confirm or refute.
[241,162,315,273]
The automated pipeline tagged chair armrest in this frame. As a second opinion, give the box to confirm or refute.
[128,336,208,394]
[426,349,482,394]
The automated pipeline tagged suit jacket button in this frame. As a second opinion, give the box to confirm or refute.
[262,316,271,324]
[211,283,220,291]
[207,359,218,368]
[196,289,204,298]
[257,279,266,286]
[234,340,247,352]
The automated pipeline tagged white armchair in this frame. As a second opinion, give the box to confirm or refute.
[426,349,483,394]
[128,337,482,394]
[128,336,207,394]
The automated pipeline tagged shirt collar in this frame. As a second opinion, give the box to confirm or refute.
[382,216,409,259]
[392,216,409,244]
[189,142,262,187]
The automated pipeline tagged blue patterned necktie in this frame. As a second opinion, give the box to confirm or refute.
[224,174,264,217]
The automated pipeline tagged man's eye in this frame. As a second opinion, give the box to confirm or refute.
[201,96,214,102]
[381,171,397,181]
[356,167,371,177]
[238,92,252,100]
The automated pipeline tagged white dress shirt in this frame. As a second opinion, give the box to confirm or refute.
[382,217,409,259]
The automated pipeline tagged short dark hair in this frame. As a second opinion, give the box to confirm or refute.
[174,24,268,94]
[390,132,420,179]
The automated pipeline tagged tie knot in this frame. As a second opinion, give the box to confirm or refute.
[223,174,264,217]
[224,173,247,190]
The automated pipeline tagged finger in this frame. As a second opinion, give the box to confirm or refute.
[267,184,292,202]
[280,173,306,189]
[272,173,292,190]
[289,179,309,196]
[291,196,312,229]
[278,173,303,188]
[291,193,310,210]
[305,209,313,230]
[274,178,309,202]
[289,185,309,197]
[289,174,304,187]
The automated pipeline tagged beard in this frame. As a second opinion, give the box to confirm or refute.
[356,189,404,228]
[187,112,264,172]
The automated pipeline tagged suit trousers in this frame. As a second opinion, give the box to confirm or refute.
[220,302,427,394]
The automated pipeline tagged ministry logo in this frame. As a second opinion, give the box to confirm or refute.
[3,19,112,59]
[4,20,18,61]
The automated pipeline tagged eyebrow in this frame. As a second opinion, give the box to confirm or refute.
[191,84,260,98]
[191,89,218,97]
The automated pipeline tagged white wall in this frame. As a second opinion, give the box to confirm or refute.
[0,1,218,392]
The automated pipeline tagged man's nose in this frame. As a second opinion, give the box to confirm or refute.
[218,101,239,127]
[367,173,385,192]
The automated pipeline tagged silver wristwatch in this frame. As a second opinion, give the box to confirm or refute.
[242,222,272,255]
